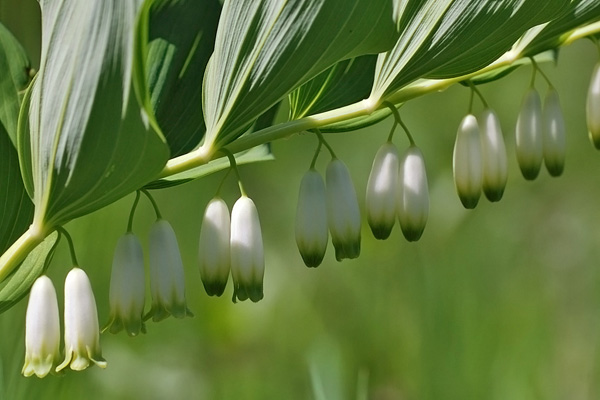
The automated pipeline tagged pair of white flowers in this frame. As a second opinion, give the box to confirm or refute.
[296,159,361,268]
[199,195,264,303]
[23,269,105,378]
[105,219,192,337]
[366,143,429,242]
[515,87,566,180]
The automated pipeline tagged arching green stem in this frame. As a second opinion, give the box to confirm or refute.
[315,129,337,159]
[141,189,163,220]
[127,191,141,232]
[467,80,489,109]
[309,139,323,169]
[221,149,247,197]
[383,101,414,146]
[56,226,79,266]
[530,57,553,88]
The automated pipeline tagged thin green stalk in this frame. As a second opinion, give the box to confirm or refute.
[215,168,233,197]
[386,121,398,142]
[56,227,79,266]
[467,80,488,108]
[383,102,414,146]
[221,149,247,196]
[315,129,337,159]
[309,139,323,169]
[530,57,553,88]
[127,191,141,232]
[141,189,162,220]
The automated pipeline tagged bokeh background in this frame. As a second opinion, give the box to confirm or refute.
[2,2,600,399]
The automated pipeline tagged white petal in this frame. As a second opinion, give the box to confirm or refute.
[453,114,483,209]
[479,109,507,202]
[516,88,543,180]
[326,159,361,261]
[148,220,191,320]
[398,146,429,242]
[23,276,60,378]
[58,268,106,372]
[199,198,231,296]
[543,87,566,177]
[366,142,399,240]
[231,196,264,302]
[295,169,328,267]
[587,62,600,149]
[106,233,146,336]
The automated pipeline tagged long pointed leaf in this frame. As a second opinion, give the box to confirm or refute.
[203,0,398,149]
[20,0,169,228]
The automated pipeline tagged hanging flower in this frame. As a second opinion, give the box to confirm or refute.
[22,276,61,378]
[230,196,264,302]
[147,220,193,321]
[453,114,483,209]
[397,146,429,242]
[56,268,106,372]
[295,169,328,267]
[103,233,146,336]
[479,109,508,202]
[326,159,361,261]
[515,88,543,180]
[366,142,399,240]
[199,197,231,296]
[543,87,566,177]
[587,62,600,149]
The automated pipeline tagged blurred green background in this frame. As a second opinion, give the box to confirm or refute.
[3,2,600,399]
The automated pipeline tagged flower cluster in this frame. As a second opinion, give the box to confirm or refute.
[367,143,429,242]
[23,269,105,378]
[104,219,192,336]
[296,158,361,267]
[199,195,264,302]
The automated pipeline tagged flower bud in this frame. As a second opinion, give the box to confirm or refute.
[230,196,264,302]
[57,268,106,372]
[587,62,600,149]
[453,114,483,209]
[295,169,328,267]
[199,198,231,296]
[366,142,399,240]
[479,109,507,202]
[516,88,543,180]
[326,159,361,261]
[397,146,429,242]
[543,87,566,177]
[22,276,61,378]
[103,233,146,336]
[147,220,193,321]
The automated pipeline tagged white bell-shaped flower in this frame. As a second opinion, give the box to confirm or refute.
[453,114,483,209]
[397,146,429,242]
[22,276,61,378]
[479,109,508,202]
[326,159,361,261]
[104,233,146,336]
[587,62,600,149]
[199,197,231,296]
[295,169,328,268]
[230,196,264,302]
[366,142,399,240]
[543,87,566,177]
[516,88,543,180]
[147,220,193,321]
[57,268,106,372]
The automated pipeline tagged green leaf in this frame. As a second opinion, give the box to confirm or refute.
[0,123,34,255]
[289,55,377,121]
[371,0,568,101]
[136,0,220,157]
[147,144,274,189]
[202,0,399,149]
[0,231,58,314]
[19,0,170,229]
[521,0,600,57]
[0,22,33,146]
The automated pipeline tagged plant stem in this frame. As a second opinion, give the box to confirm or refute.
[127,191,141,233]
[56,227,79,266]
[221,149,247,197]
[141,189,162,220]
[309,139,322,169]
[315,129,337,159]
[467,80,488,108]
[383,102,414,146]
[0,227,47,283]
